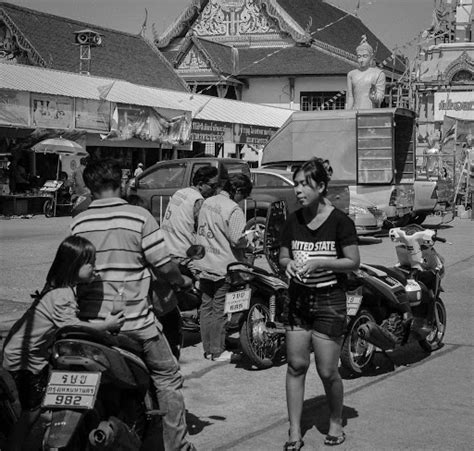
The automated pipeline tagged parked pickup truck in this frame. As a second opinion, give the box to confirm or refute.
[127,157,350,239]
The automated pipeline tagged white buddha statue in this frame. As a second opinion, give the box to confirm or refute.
[346,35,386,110]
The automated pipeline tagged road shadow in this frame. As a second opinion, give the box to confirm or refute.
[300,395,359,437]
[186,410,219,436]
[233,348,287,371]
[339,341,433,379]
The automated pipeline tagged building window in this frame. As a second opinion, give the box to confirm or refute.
[300,91,346,111]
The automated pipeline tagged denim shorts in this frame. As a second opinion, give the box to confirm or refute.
[10,366,49,410]
[283,282,347,338]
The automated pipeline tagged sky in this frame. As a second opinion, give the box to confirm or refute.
[10,0,434,58]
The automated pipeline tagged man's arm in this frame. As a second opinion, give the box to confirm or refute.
[142,213,188,289]
[150,261,187,289]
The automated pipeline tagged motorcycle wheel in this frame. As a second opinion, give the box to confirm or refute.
[240,302,277,369]
[419,298,446,352]
[43,199,54,218]
[341,310,376,374]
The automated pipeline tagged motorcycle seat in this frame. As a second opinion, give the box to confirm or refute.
[56,325,143,357]
[372,265,408,285]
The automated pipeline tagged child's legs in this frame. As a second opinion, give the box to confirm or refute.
[285,327,312,441]
[311,331,344,436]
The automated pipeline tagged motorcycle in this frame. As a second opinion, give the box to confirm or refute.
[341,223,448,374]
[224,200,289,369]
[41,326,162,450]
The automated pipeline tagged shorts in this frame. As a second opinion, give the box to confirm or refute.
[283,282,347,338]
[10,366,49,411]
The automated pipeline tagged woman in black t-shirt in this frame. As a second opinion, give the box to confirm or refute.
[279,158,360,449]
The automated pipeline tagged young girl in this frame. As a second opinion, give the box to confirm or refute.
[279,159,360,449]
[2,235,125,451]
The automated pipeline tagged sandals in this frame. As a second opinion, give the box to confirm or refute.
[324,432,346,446]
[283,439,304,450]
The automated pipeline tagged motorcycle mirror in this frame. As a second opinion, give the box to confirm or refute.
[186,244,205,260]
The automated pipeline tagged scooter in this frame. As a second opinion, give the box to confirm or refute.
[41,326,162,450]
[341,223,448,374]
[225,200,289,369]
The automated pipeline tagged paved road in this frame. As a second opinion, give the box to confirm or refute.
[0,214,473,450]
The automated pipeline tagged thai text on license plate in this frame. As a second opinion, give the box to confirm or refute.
[346,292,363,316]
[42,371,101,409]
[224,289,251,314]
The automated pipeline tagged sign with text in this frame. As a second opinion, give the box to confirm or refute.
[191,119,277,144]
[434,91,474,122]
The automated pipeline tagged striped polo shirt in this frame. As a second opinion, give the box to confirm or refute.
[71,198,171,335]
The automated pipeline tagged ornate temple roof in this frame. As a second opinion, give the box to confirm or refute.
[157,0,404,75]
[172,37,355,77]
[0,2,189,91]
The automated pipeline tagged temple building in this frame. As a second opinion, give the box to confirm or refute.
[155,0,405,110]
[415,0,474,139]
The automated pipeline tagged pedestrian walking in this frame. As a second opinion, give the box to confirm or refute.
[70,159,195,451]
[279,158,360,449]
[195,173,253,362]
[2,236,124,451]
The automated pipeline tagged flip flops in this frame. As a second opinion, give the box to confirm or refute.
[283,439,304,450]
[324,432,346,446]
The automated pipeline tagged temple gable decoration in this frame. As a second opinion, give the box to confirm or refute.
[194,0,280,38]
[0,9,45,66]
[444,51,474,83]
[176,43,214,73]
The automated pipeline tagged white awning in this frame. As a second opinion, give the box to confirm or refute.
[0,62,294,128]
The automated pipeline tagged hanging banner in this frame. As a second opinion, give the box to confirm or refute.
[31,94,74,129]
[101,105,191,145]
[191,120,277,144]
[0,89,30,126]
[75,99,110,131]
[434,91,474,122]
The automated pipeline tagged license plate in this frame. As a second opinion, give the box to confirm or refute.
[224,289,251,314]
[346,293,363,316]
[42,371,101,409]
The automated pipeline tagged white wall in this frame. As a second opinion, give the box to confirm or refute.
[242,76,347,110]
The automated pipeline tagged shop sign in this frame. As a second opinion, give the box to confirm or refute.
[0,89,30,126]
[237,123,277,145]
[434,91,474,121]
[191,120,232,142]
[75,99,110,131]
[31,94,74,129]
[191,119,277,144]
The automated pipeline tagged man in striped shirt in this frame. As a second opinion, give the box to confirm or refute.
[71,159,195,451]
